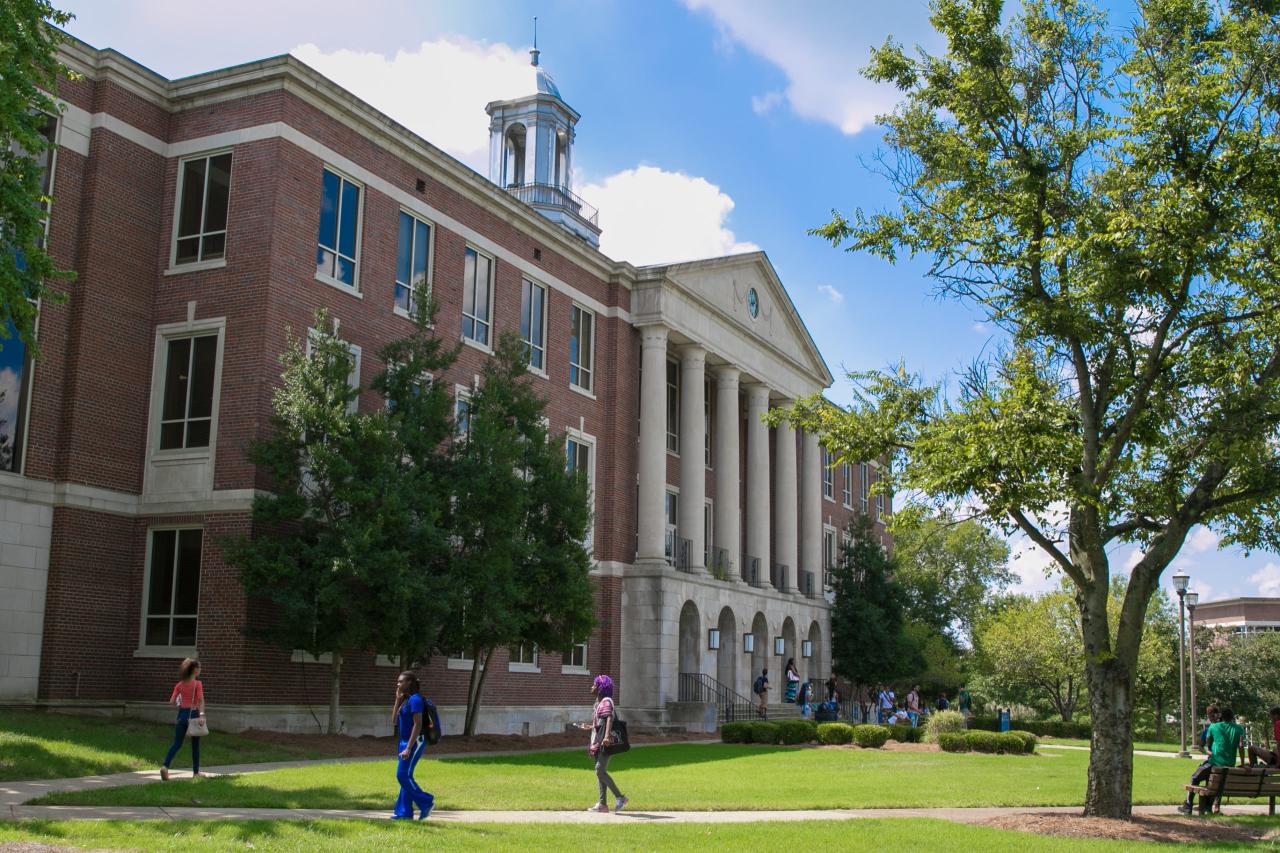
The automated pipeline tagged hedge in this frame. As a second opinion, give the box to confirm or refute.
[720,722,752,744]
[1009,730,1038,754]
[938,732,969,752]
[749,721,781,744]
[966,717,1090,739]
[817,722,854,745]
[996,732,1027,754]
[888,724,923,743]
[777,719,818,745]
[964,730,1000,753]
[853,724,892,748]
[925,710,966,742]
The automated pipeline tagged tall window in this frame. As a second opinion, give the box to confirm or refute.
[461,246,493,346]
[823,527,836,587]
[563,639,588,670]
[316,168,362,288]
[567,434,594,549]
[666,360,680,453]
[664,490,679,561]
[841,462,852,507]
[877,490,886,521]
[454,389,473,439]
[859,462,870,514]
[822,448,834,500]
[159,334,218,450]
[520,279,546,370]
[704,380,712,468]
[144,529,202,648]
[704,499,713,566]
[569,305,594,391]
[173,152,231,266]
[395,211,431,313]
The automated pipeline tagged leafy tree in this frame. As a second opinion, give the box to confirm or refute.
[226,312,413,733]
[1,0,75,350]
[785,0,1280,816]
[1196,629,1280,744]
[829,514,920,719]
[904,622,967,699]
[445,332,595,736]
[892,507,1014,640]
[975,591,1084,721]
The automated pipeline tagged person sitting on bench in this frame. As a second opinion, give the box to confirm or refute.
[1179,706,1246,814]
[1248,707,1280,768]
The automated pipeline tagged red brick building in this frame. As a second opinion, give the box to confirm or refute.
[0,36,890,734]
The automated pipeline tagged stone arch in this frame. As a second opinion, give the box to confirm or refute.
[715,606,737,692]
[503,123,527,186]
[678,600,701,677]
[781,616,798,682]
[806,620,825,686]
[750,611,769,702]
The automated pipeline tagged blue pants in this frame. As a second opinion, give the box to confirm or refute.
[908,712,920,727]
[394,737,434,818]
[163,708,200,773]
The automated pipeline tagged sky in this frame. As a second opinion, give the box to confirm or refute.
[60,0,1279,603]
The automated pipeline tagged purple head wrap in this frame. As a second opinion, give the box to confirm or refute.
[592,674,614,700]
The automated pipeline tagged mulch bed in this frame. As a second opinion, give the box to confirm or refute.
[236,727,714,758]
[981,813,1276,844]
[817,742,940,752]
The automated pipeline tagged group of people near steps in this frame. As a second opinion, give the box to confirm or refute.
[156,659,629,818]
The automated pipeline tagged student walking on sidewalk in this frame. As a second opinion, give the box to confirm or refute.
[391,671,435,820]
[581,674,628,813]
[160,657,205,780]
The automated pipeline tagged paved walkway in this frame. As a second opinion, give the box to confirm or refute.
[1039,744,1188,759]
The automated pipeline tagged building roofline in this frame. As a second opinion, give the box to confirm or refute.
[1194,597,1280,607]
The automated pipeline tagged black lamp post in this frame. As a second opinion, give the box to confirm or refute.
[1172,569,1190,758]
[1186,589,1199,752]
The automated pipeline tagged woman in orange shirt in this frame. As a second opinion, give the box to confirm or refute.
[160,657,205,780]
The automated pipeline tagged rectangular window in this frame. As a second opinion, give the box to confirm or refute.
[704,499,713,566]
[520,279,547,371]
[877,489,886,521]
[859,462,870,514]
[144,528,202,648]
[563,639,588,670]
[666,359,680,454]
[822,448,834,500]
[508,643,537,666]
[454,388,473,439]
[566,433,594,550]
[316,168,362,288]
[664,489,679,561]
[159,334,218,450]
[841,462,852,507]
[570,305,594,392]
[395,210,431,314]
[305,331,361,415]
[823,528,836,570]
[461,246,494,346]
[173,152,232,266]
[704,380,712,468]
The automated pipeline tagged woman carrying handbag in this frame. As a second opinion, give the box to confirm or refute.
[160,657,206,780]
[580,674,629,813]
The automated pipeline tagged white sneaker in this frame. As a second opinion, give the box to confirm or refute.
[614,796,629,813]
[586,803,610,813]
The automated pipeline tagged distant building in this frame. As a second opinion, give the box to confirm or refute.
[1193,597,1280,636]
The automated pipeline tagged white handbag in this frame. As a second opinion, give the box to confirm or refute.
[187,713,210,737]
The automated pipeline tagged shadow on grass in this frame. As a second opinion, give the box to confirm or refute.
[445,743,777,772]
[0,737,132,783]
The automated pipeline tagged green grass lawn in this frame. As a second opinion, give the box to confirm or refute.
[1040,738,1189,754]
[34,743,1195,811]
[1,817,1275,852]
[0,710,336,782]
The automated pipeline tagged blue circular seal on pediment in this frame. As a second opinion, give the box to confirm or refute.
[747,288,759,319]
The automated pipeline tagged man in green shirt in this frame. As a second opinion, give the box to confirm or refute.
[1179,706,1246,813]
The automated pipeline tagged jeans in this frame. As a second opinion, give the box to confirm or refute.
[908,711,920,727]
[595,750,622,805]
[1184,760,1215,807]
[162,708,200,773]
[395,737,434,818]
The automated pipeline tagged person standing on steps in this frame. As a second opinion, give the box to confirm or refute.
[391,671,435,820]
[753,668,770,716]
[784,658,800,704]
[580,674,628,813]
[160,657,205,781]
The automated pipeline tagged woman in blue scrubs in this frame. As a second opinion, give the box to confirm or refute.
[391,670,435,820]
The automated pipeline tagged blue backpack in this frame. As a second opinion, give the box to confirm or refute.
[424,697,442,745]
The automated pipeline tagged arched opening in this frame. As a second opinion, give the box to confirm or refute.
[781,616,798,701]
[750,611,769,703]
[716,606,737,691]
[554,129,568,189]
[503,123,526,187]
[678,600,701,677]
[806,620,824,688]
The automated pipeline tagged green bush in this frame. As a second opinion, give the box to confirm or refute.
[888,724,923,743]
[925,710,967,743]
[967,716,1001,732]
[964,730,1000,753]
[853,724,892,748]
[777,719,818,745]
[1008,730,1038,754]
[1019,719,1090,739]
[938,732,969,752]
[749,721,781,744]
[996,732,1026,754]
[816,722,854,745]
[720,722,752,744]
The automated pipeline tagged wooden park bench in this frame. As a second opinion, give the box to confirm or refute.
[1184,766,1280,815]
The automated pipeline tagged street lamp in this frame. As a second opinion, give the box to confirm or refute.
[1172,569,1190,758]
[1186,590,1199,753]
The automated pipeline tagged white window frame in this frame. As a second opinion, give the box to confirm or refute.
[454,384,474,440]
[822,524,838,590]
[859,462,870,515]
[664,487,680,562]
[569,303,595,396]
[841,462,853,508]
[562,639,590,675]
[461,244,495,351]
[148,317,227,461]
[666,358,680,455]
[168,149,232,273]
[447,649,483,671]
[520,277,548,376]
[566,427,597,553]
[877,490,886,522]
[508,642,540,673]
[704,498,714,567]
[305,329,362,415]
[315,166,364,295]
[394,207,434,318]
[136,526,203,658]
[822,448,835,502]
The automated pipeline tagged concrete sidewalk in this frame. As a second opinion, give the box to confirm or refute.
[1038,744,1189,759]
[4,803,1270,824]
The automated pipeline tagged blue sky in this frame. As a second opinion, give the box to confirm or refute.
[61,0,1278,601]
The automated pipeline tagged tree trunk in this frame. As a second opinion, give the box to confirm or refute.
[463,647,493,737]
[1084,653,1135,817]
[327,651,343,735]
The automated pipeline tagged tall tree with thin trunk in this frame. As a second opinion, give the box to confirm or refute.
[785,0,1280,817]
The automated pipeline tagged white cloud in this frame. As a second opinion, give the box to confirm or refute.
[579,166,758,265]
[818,284,844,305]
[1008,537,1063,596]
[751,90,785,116]
[1185,526,1219,554]
[291,38,537,171]
[1251,563,1280,597]
[681,0,936,135]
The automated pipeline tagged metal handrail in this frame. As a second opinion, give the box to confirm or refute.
[710,547,733,581]
[743,556,766,588]
[771,563,791,593]
[673,536,693,573]
[504,182,600,227]
[678,672,766,723]
[799,570,816,598]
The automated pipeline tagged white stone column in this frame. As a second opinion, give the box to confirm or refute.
[678,345,707,572]
[774,414,798,592]
[744,383,771,585]
[713,367,741,582]
[800,429,822,596]
[637,324,669,563]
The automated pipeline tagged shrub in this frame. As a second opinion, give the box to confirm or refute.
[749,721,781,744]
[853,724,892,748]
[938,732,969,752]
[967,716,1001,732]
[888,724,923,743]
[1017,719,1091,739]
[996,732,1026,754]
[925,710,967,743]
[816,722,854,745]
[721,722,752,744]
[964,730,1000,753]
[777,719,818,745]
[1008,730,1038,754]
